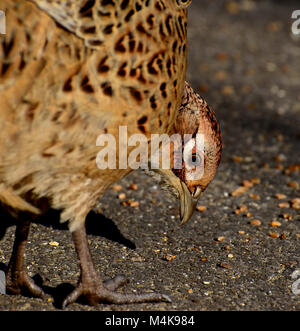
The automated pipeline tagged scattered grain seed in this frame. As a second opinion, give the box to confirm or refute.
[251,177,261,185]
[235,204,248,214]
[188,289,193,294]
[242,180,253,188]
[113,185,122,191]
[250,193,260,200]
[291,198,300,210]
[275,164,284,171]
[282,213,293,220]
[216,236,226,242]
[232,186,248,197]
[269,232,280,238]
[215,71,227,81]
[291,202,300,210]
[280,233,287,240]
[278,202,290,208]
[220,262,232,269]
[288,181,299,189]
[275,193,287,200]
[118,193,126,200]
[234,209,241,215]
[285,164,300,175]
[199,84,208,93]
[246,212,253,218]
[276,134,285,141]
[274,154,285,162]
[49,241,59,247]
[164,255,176,262]
[196,205,207,212]
[232,155,243,162]
[240,205,248,212]
[228,253,234,258]
[201,257,207,262]
[250,219,261,226]
[129,201,139,208]
[217,52,229,61]
[270,220,281,227]
[129,184,138,191]
[222,85,234,96]
[225,1,240,15]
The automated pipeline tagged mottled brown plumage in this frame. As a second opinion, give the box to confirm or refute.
[0,0,189,229]
[0,0,221,307]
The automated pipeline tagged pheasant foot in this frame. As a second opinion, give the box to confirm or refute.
[62,274,171,308]
[6,269,44,298]
[6,219,44,298]
[62,224,171,308]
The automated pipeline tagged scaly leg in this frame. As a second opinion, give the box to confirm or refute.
[6,219,44,298]
[62,223,171,308]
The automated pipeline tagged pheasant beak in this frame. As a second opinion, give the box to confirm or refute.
[159,169,198,225]
[179,181,198,225]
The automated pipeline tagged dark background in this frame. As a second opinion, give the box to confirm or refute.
[0,0,299,310]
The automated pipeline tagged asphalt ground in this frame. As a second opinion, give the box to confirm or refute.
[0,0,299,311]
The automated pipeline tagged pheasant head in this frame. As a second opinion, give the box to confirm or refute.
[147,82,222,225]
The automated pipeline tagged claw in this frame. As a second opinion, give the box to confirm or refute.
[103,275,129,291]
[62,276,171,308]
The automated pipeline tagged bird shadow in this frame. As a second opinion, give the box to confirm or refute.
[0,205,136,248]
[0,205,136,308]
[34,208,136,249]
[86,211,136,249]
[38,279,77,309]
[0,208,17,241]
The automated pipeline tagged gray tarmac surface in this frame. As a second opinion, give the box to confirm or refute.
[0,0,299,311]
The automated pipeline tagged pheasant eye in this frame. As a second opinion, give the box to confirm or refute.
[176,0,192,8]
[191,153,198,163]
[186,152,202,168]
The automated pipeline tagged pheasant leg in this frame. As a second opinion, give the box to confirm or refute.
[62,224,171,308]
[6,219,44,298]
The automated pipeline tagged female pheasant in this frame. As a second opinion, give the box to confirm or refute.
[0,0,222,307]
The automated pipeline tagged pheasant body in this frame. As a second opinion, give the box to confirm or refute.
[1,0,188,230]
